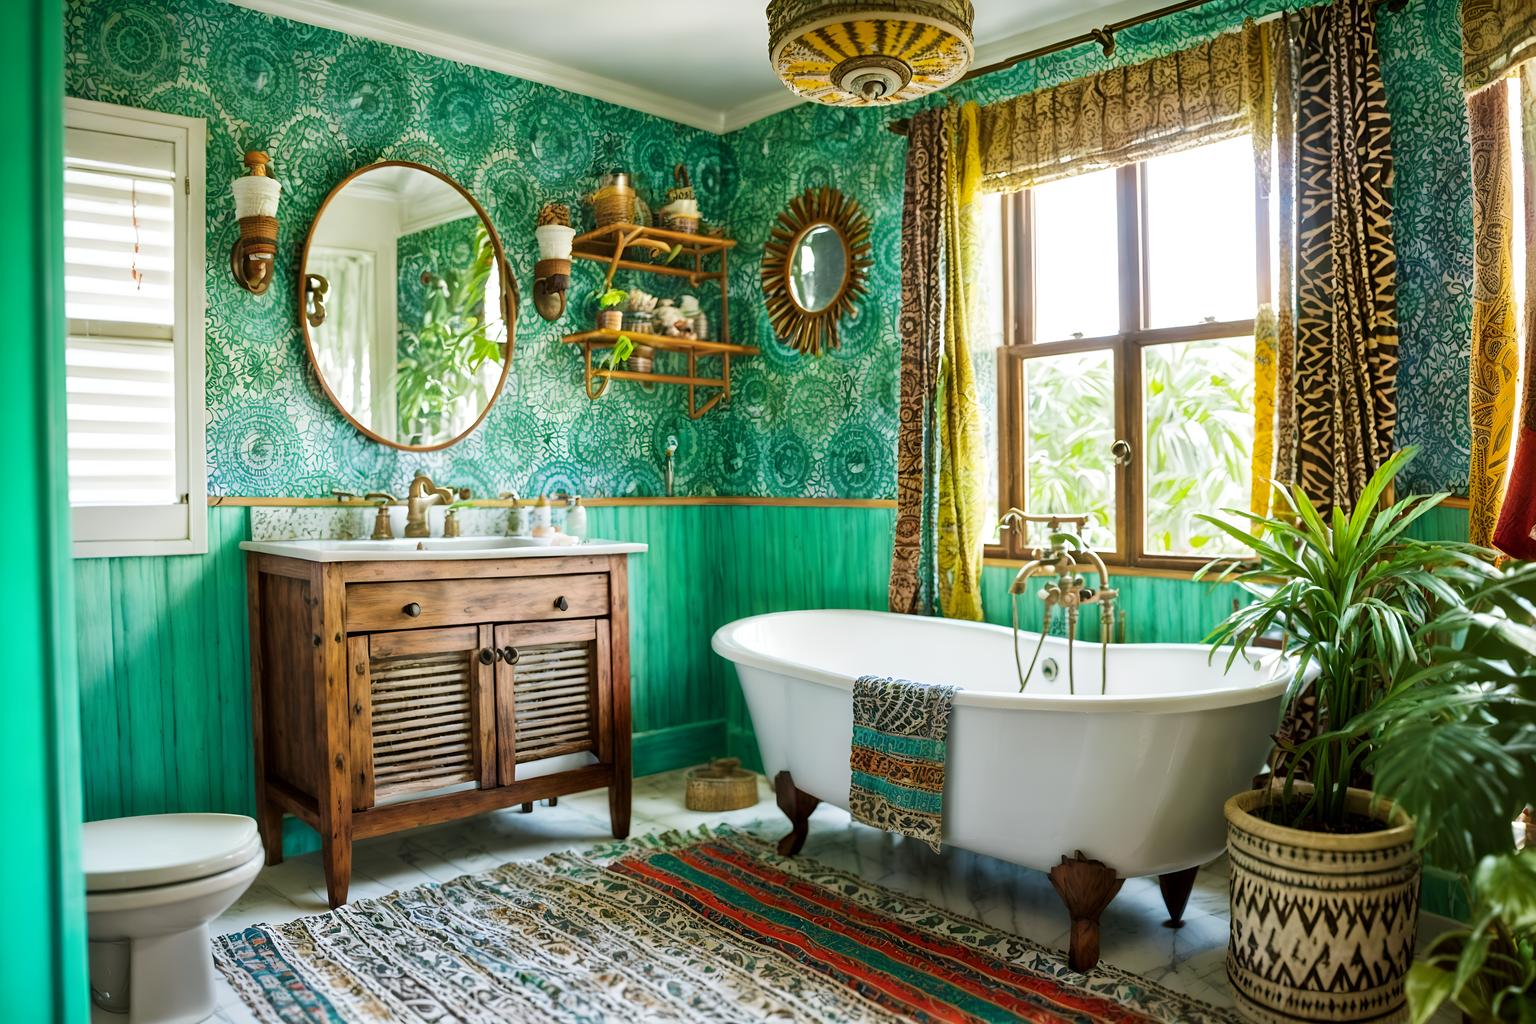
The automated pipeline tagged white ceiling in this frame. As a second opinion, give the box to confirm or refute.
[233,0,1176,133]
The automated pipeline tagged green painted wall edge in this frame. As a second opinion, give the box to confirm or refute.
[4,0,87,1018]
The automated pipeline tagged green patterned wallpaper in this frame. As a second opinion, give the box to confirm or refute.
[720,0,1473,496]
[67,0,742,498]
[67,0,1473,501]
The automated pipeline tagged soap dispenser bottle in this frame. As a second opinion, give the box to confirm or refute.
[565,495,587,541]
[532,494,552,537]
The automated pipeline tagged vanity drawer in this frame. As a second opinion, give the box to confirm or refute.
[346,574,610,632]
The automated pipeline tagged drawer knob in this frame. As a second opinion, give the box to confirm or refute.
[478,647,497,665]
[402,602,422,617]
[554,595,569,611]
[502,646,520,665]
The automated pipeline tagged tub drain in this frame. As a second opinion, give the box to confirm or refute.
[1039,658,1059,682]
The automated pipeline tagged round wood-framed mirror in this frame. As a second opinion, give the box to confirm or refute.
[761,186,871,356]
[300,160,518,451]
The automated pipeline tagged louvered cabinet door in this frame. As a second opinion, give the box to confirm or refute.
[350,625,497,808]
[492,619,612,785]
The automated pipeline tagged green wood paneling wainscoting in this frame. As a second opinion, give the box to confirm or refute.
[6,0,88,1017]
[75,501,1477,871]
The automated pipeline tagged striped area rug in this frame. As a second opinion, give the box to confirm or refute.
[216,828,1237,1023]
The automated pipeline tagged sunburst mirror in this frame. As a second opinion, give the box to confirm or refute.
[761,187,872,356]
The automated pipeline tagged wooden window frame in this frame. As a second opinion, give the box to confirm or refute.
[990,145,1271,572]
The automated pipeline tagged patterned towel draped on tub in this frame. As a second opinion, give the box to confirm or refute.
[849,675,958,853]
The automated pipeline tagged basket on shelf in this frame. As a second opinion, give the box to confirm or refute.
[662,162,700,234]
[684,758,759,812]
[591,171,637,228]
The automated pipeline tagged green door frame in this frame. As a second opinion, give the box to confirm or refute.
[1,0,87,1018]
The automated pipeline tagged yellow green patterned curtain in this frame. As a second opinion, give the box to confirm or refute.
[1492,67,1536,559]
[937,103,986,621]
[1463,0,1536,93]
[1467,79,1520,547]
[976,24,1266,193]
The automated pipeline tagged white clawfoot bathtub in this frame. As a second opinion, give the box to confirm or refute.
[712,609,1287,883]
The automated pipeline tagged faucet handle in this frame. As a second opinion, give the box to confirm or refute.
[365,491,398,506]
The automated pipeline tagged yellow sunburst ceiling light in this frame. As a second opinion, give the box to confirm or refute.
[767,0,975,106]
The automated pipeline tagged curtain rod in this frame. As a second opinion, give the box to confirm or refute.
[885,0,1409,135]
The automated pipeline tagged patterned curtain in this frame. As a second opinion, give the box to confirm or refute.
[1463,0,1536,93]
[1287,0,1399,512]
[976,25,1265,194]
[890,109,947,615]
[1467,81,1520,548]
[1493,67,1536,558]
[1271,17,1301,491]
[937,104,986,621]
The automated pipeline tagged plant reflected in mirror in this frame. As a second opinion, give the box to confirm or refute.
[301,162,514,451]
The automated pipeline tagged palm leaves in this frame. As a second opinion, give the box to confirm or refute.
[1195,447,1500,831]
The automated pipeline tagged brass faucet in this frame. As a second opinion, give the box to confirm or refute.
[997,509,1119,695]
[404,471,453,538]
[365,492,397,540]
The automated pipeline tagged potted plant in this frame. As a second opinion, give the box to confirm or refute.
[1197,447,1499,1023]
[1407,849,1535,1023]
[1357,562,1536,1023]
[594,287,626,331]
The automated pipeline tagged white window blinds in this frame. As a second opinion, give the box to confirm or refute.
[65,128,178,508]
[65,99,206,558]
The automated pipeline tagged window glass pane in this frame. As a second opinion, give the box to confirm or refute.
[1144,136,1257,329]
[1032,168,1119,342]
[1020,348,1116,550]
[978,192,1003,544]
[1142,336,1254,556]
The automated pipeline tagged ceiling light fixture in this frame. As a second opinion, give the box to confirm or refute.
[767,0,975,107]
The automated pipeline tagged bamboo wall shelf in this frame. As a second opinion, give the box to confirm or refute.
[564,329,759,419]
[567,222,747,419]
[571,223,736,289]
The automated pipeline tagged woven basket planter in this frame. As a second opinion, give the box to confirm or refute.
[1225,785,1419,1024]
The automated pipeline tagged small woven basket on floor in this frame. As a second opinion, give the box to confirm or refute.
[685,758,758,812]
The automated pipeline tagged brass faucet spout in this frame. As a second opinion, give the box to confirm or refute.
[404,471,453,538]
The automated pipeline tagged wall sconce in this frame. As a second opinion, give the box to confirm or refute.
[231,150,281,294]
[533,202,574,321]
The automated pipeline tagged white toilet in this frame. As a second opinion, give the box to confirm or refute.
[84,813,265,1024]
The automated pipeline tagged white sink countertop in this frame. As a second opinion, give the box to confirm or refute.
[239,536,648,562]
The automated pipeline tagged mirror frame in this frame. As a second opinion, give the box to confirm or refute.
[299,160,518,452]
[761,186,871,356]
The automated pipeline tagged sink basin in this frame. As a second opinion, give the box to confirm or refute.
[239,535,648,562]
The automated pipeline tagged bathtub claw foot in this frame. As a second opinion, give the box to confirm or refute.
[1157,866,1199,928]
[774,771,819,857]
[1048,851,1123,972]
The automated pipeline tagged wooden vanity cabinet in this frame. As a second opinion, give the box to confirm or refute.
[244,552,632,907]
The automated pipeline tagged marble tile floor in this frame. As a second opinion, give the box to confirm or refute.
[185,768,1456,1024]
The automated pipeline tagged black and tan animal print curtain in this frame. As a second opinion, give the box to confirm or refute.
[1271,0,1399,510]
[891,109,947,615]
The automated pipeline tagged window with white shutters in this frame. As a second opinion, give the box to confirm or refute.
[65,99,206,557]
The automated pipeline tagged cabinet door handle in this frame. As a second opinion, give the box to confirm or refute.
[403,602,422,617]
[553,595,569,611]
[502,646,520,665]
[478,647,497,665]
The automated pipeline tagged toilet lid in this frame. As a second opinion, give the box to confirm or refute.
[83,813,262,892]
